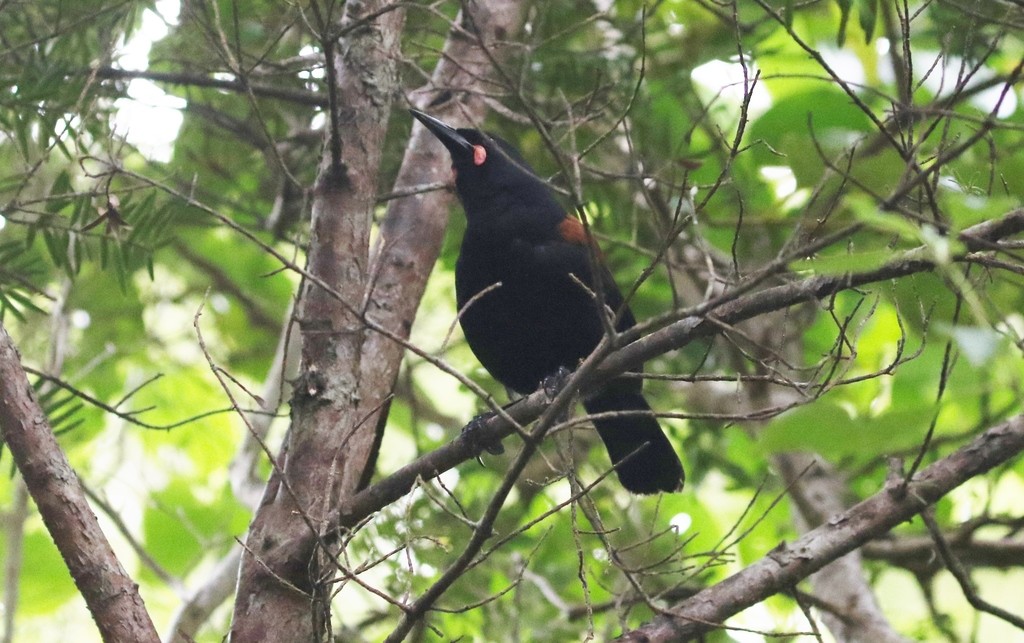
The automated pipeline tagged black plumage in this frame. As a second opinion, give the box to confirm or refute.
[411,109,684,494]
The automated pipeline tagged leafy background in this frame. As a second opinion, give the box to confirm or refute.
[1,0,1023,640]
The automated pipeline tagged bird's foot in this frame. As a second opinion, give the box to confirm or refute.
[462,411,505,456]
[542,366,573,401]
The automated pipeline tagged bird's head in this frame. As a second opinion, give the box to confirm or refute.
[410,109,561,222]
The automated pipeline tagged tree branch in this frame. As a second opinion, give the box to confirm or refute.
[863,533,1024,575]
[0,322,159,642]
[91,66,326,107]
[326,207,1024,533]
[777,454,912,643]
[617,413,1024,641]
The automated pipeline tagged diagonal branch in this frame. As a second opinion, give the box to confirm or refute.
[327,207,1024,533]
[0,322,160,643]
[617,413,1024,641]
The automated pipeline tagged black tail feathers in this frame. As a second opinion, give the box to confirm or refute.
[582,390,684,494]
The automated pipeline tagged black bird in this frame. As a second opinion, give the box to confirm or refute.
[411,109,684,494]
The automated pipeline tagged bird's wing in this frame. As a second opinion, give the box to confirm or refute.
[509,216,638,332]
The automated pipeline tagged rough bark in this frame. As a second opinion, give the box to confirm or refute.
[779,454,912,643]
[229,2,527,640]
[229,2,406,640]
[0,322,159,643]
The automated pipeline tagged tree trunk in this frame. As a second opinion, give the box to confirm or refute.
[229,2,405,640]
[229,2,526,640]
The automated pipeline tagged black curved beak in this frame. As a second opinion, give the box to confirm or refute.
[409,109,473,158]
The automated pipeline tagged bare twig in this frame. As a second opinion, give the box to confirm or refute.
[922,509,1024,631]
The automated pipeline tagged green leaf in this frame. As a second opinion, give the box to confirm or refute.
[70,193,91,227]
[142,480,249,578]
[46,171,74,214]
[48,399,85,434]
[836,0,853,47]
[41,230,67,271]
[3,287,45,317]
[14,114,32,158]
[761,401,932,457]
[858,0,878,43]
[0,291,26,321]
[748,88,874,185]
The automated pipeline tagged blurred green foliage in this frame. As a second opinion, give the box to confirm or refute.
[0,0,1022,641]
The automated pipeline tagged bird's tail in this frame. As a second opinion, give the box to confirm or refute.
[583,389,685,494]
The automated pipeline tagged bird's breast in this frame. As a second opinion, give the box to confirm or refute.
[454,236,606,394]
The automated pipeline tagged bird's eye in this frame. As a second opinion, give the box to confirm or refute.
[472,145,487,166]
